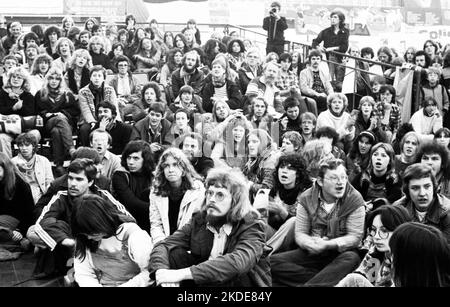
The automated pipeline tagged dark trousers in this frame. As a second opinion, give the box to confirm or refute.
[79,123,92,147]
[266,42,285,56]
[270,247,360,287]
[46,116,74,166]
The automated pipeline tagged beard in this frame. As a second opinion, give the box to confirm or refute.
[183,65,195,74]
[206,213,228,228]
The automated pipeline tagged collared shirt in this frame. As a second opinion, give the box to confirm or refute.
[117,74,131,97]
[206,223,233,260]
[373,102,401,132]
[148,122,162,144]
[101,150,122,179]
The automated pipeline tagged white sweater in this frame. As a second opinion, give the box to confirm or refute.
[74,223,153,287]
[409,108,443,142]
[316,110,355,141]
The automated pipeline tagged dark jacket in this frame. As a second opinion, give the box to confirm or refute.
[34,174,111,221]
[130,116,172,146]
[65,68,90,95]
[238,63,263,95]
[171,67,205,98]
[394,194,450,243]
[90,51,112,70]
[0,89,36,116]
[112,170,151,232]
[312,26,350,60]
[352,170,403,204]
[94,120,132,155]
[149,211,271,287]
[35,90,80,128]
[263,16,288,44]
[191,156,214,180]
[0,176,34,236]
[201,75,243,112]
[34,186,133,251]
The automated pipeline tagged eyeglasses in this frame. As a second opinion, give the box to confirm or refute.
[369,226,390,239]
[205,189,226,202]
[118,63,128,67]
[324,175,348,183]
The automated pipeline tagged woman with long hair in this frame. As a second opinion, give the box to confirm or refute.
[244,129,280,196]
[352,143,402,206]
[173,33,190,54]
[394,131,421,177]
[346,131,377,182]
[51,37,75,75]
[112,141,155,232]
[149,147,204,244]
[0,66,39,158]
[246,97,273,135]
[337,205,412,287]
[61,15,75,37]
[72,194,153,287]
[0,152,34,250]
[163,31,174,49]
[434,127,450,150]
[389,222,450,287]
[36,66,79,173]
[133,37,162,73]
[211,115,252,169]
[160,48,183,88]
[226,39,246,71]
[29,53,53,95]
[64,48,92,97]
[88,35,112,71]
[42,25,62,59]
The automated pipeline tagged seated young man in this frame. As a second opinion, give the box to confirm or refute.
[130,102,172,159]
[34,147,111,222]
[299,49,334,114]
[94,101,132,155]
[148,168,271,287]
[179,132,214,180]
[393,163,450,243]
[90,128,122,179]
[300,112,317,145]
[270,158,365,287]
[28,158,132,276]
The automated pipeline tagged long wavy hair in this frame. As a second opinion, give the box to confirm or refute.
[39,66,68,100]
[4,66,32,92]
[165,48,183,73]
[55,37,75,57]
[200,168,260,223]
[152,148,201,197]
[72,194,135,261]
[30,53,53,76]
[69,48,93,70]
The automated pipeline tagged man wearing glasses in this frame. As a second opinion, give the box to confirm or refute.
[108,55,141,107]
[149,168,271,287]
[271,158,365,286]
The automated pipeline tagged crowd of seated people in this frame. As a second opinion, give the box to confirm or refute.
[0,13,450,288]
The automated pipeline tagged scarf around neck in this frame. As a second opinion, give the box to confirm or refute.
[89,82,104,106]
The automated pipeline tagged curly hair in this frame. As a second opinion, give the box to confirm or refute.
[30,53,53,76]
[69,49,93,70]
[227,39,245,55]
[4,66,32,92]
[273,153,312,192]
[152,148,201,197]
